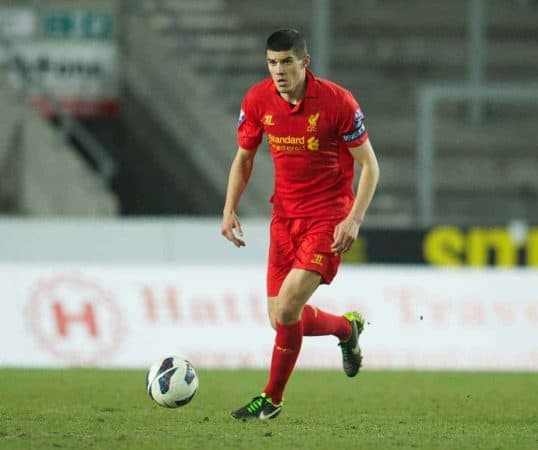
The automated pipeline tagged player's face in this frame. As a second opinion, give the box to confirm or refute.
[266,50,309,99]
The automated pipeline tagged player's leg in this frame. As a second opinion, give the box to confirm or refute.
[261,268,321,405]
[293,305,365,378]
[292,218,365,377]
[268,294,354,340]
[231,216,296,420]
[231,268,319,420]
[301,304,352,338]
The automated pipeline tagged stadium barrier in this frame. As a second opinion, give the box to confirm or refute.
[1,218,536,266]
[1,263,536,371]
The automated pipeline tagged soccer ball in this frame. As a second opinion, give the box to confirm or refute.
[146,356,199,408]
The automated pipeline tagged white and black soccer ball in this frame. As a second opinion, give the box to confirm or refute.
[146,356,199,408]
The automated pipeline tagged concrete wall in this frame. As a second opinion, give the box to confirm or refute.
[0,217,268,262]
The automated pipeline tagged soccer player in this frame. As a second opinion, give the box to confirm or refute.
[221,29,379,420]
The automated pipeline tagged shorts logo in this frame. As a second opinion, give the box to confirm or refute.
[307,112,319,132]
[263,115,275,126]
[310,253,324,266]
[307,137,319,151]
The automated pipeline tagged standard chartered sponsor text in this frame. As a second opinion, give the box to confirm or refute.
[268,134,305,151]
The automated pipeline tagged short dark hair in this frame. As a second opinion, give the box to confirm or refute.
[265,29,307,58]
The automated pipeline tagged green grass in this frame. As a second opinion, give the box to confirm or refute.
[0,369,536,449]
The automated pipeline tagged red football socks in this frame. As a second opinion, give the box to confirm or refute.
[301,304,352,341]
[263,320,303,405]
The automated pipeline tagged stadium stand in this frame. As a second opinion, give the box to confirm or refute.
[1,0,536,223]
[80,88,224,216]
[0,74,117,216]
[121,0,273,216]
[121,0,537,225]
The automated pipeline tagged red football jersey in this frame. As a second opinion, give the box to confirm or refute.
[237,70,368,218]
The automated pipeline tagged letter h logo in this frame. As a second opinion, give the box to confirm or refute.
[53,301,98,337]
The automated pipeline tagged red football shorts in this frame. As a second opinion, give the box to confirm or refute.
[266,215,342,297]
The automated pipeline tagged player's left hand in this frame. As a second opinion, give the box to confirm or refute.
[331,216,361,255]
[221,210,246,248]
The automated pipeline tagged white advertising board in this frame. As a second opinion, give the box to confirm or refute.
[0,264,536,371]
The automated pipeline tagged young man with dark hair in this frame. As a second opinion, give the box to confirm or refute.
[221,29,379,420]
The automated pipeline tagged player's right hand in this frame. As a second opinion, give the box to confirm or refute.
[221,210,246,248]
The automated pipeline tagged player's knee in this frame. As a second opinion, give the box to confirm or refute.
[274,300,303,324]
[271,284,308,324]
[275,308,300,324]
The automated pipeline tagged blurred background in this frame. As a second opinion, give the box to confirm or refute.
[1,0,538,257]
[0,0,537,370]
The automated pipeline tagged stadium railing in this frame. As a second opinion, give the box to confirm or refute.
[417,83,538,226]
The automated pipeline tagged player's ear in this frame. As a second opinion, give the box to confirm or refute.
[303,54,310,68]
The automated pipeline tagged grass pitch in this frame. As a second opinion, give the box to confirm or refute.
[0,369,536,449]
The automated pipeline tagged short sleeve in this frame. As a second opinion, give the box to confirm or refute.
[338,91,369,147]
[237,92,263,150]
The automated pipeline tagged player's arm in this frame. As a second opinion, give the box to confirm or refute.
[346,138,379,225]
[221,146,257,247]
[331,138,379,254]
